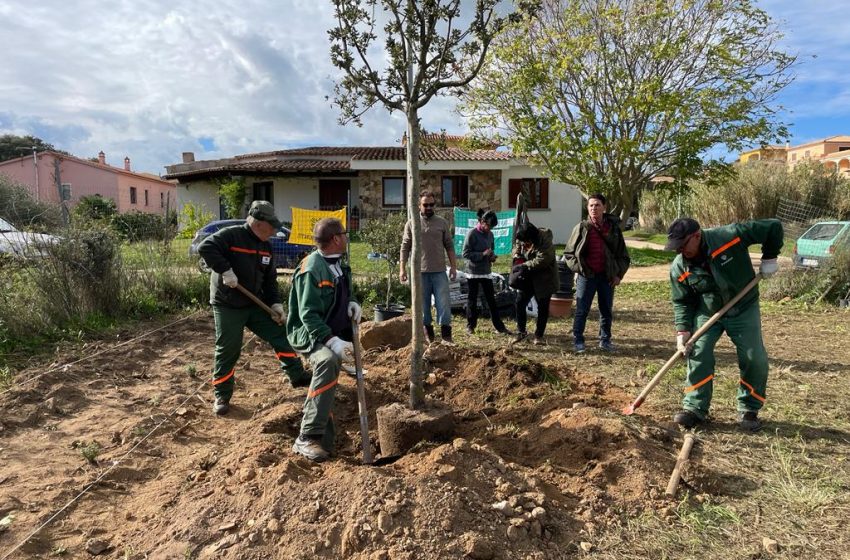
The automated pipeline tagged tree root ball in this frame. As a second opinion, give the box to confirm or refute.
[376,401,455,458]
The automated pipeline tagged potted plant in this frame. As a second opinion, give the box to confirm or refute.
[360,211,408,321]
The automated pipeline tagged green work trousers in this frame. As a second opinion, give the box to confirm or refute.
[212,305,307,401]
[682,301,768,420]
[301,343,342,452]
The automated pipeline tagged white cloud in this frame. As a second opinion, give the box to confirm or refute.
[0,0,472,173]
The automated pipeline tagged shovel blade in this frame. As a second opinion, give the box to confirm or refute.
[622,396,644,416]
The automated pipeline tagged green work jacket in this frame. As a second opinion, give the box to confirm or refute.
[286,250,357,353]
[669,219,783,331]
[198,224,280,308]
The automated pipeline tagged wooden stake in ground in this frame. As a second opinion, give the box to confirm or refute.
[666,431,697,497]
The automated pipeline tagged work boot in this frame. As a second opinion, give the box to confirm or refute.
[574,342,586,353]
[738,411,762,432]
[498,328,514,337]
[424,324,435,344]
[512,331,528,344]
[599,340,615,352]
[466,325,475,335]
[440,325,454,345]
[673,410,703,429]
[532,335,545,346]
[292,435,329,462]
[213,397,230,416]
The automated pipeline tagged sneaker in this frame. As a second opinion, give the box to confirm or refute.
[512,332,528,344]
[498,328,514,337]
[599,340,615,352]
[424,324,435,344]
[466,325,475,335]
[574,342,586,353]
[738,411,762,432]
[213,397,230,416]
[532,336,545,346]
[292,435,330,462]
[673,410,703,429]
[440,325,454,345]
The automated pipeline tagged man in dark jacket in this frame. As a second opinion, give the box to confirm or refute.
[198,200,308,416]
[666,217,782,432]
[287,218,361,462]
[513,223,559,345]
[564,193,630,352]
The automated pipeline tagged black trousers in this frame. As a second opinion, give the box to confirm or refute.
[466,278,507,332]
[516,290,550,338]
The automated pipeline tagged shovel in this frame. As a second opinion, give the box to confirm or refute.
[622,274,762,415]
[234,284,284,325]
[351,318,373,464]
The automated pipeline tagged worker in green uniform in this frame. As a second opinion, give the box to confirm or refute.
[666,217,782,432]
[287,217,361,462]
[198,200,308,416]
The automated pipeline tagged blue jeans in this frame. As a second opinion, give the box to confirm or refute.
[422,271,452,327]
[572,275,614,344]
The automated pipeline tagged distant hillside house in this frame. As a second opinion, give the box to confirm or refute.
[738,135,850,175]
[0,151,176,214]
[164,135,583,243]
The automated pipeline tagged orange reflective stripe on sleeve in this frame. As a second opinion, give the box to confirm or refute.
[739,379,766,403]
[317,280,334,288]
[230,246,258,255]
[307,379,338,399]
[711,237,741,259]
[212,369,235,385]
[683,374,714,393]
[678,270,691,283]
[259,250,271,257]
[276,351,297,359]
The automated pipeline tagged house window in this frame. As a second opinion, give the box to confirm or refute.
[60,183,71,201]
[144,189,149,206]
[130,186,137,204]
[508,178,549,209]
[382,177,406,207]
[441,176,469,207]
[791,153,797,162]
[253,181,273,204]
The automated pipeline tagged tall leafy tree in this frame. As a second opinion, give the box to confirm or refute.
[462,0,796,218]
[0,134,68,163]
[329,0,518,408]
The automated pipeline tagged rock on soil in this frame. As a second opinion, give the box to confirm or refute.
[359,315,412,350]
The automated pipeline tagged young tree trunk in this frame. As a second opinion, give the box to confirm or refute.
[406,110,425,409]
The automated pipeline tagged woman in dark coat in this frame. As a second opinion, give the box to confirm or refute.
[462,209,512,336]
[513,222,559,345]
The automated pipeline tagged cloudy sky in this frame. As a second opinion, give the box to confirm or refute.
[1,0,848,175]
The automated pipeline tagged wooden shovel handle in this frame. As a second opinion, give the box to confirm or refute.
[234,284,283,324]
[625,274,762,413]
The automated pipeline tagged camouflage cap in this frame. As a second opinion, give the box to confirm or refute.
[248,200,282,229]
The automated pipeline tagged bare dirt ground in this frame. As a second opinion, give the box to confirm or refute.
[1,284,849,559]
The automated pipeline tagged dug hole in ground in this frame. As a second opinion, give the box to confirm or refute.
[0,296,848,559]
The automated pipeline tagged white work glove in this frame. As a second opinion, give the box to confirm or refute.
[347,301,362,323]
[759,258,778,278]
[271,303,286,325]
[676,331,692,357]
[221,269,238,288]
[325,336,354,363]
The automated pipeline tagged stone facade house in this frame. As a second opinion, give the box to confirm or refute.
[164,138,583,243]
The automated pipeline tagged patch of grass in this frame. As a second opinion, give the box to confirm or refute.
[0,366,13,390]
[768,440,840,514]
[629,246,674,267]
[624,230,669,245]
[75,440,102,464]
[50,546,68,556]
[675,500,742,534]
[185,363,198,377]
[617,280,671,302]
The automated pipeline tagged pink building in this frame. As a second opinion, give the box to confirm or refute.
[0,151,176,214]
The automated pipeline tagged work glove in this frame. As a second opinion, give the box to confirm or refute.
[325,336,354,363]
[271,303,286,325]
[347,301,362,323]
[759,258,778,278]
[676,331,692,357]
[221,269,238,288]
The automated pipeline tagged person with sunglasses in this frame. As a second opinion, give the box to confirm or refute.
[400,190,458,344]
[287,218,361,461]
[665,217,783,432]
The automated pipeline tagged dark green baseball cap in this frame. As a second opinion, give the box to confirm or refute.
[248,200,282,229]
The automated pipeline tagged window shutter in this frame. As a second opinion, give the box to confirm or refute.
[508,179,522,208]
[540,178,549,209]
